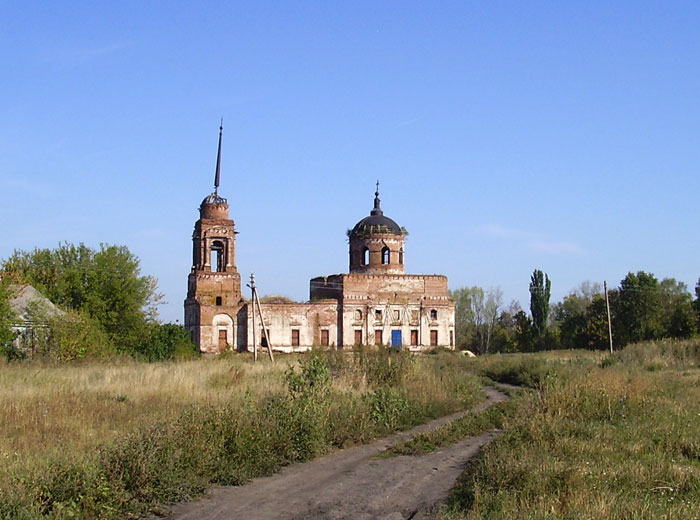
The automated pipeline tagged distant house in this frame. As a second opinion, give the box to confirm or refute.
[8,284,63,353]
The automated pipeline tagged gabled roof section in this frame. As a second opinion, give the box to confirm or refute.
[9,284,64,323]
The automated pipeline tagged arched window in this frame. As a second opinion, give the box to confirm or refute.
[211,240,225,272]
[381,247,390,265]
[362,247,369,266]
[398,248,404,265]
[355,309,363,321]
[430,309,438,320]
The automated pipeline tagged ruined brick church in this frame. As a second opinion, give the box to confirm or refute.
[184,126,455,353]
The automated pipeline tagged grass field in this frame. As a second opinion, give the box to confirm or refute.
[2,340,699,519]
[439,339,700,520]
[0,349,482,519]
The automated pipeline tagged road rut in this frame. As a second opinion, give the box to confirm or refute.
[169,386,509,520]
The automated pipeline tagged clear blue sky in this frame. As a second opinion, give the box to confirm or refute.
[2,1,699,323]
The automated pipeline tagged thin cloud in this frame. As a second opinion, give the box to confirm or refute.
[529,240,587,255]
[45,41,133,65]
[474,224,535,240]
[136,228,166,239]
[473,224,588,256]
[393,116,423,129]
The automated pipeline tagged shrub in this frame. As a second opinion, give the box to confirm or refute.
[135,323,197,362]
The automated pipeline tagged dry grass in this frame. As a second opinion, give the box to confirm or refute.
[441,342,700,520]
[0,349,484,518]
[0,355,288,466]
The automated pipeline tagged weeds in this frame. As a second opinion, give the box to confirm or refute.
[440,340,700,520]
[0,349,481,518]
[384,399,517,457]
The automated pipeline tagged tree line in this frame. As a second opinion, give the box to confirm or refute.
[0,243,194,362]
[451,270,700,353]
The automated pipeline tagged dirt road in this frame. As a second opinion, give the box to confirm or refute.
[169,386,508,520]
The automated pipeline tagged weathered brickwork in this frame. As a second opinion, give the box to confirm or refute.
[310,273,454,351]
[184,133,455,352]
[247,301,340,353]
[184,193,247,354]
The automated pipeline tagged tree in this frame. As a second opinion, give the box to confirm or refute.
[134,323,197,362]
[1,243,162,352]
[695,279,700,331]
[23,302,110,362]
[617,271,663,346]
[553,282,602,350]
[450,287,478,349]
[0,281,18,359]
[450,286,503,354]
[490,300,521,353]
[585,291,618,350]
[658,278,696,339]
[514,310,535,352]
[529,269,551,346]
[482,287,503,354]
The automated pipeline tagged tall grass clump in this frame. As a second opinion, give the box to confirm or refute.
[441,341,700,520]
[0,348,483,519]
[604,337,700,369]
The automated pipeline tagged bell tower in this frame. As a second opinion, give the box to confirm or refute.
[184,123,244,353]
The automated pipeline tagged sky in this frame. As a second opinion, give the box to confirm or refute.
[1,1,699,323]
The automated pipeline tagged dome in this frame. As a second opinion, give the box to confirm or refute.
[199,192,229,219]
[349,188,403,237]
[200,192,228,206]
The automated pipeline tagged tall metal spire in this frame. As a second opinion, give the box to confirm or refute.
[214,119,223,195]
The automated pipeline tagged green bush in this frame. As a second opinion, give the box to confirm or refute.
[477,356,554,388]
[0,349,485,518]
[135,323,197,362]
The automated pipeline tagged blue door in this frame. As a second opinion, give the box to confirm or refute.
[391,330,402,348]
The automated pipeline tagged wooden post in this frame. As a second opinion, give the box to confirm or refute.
[253,284,275,362]
[604,281,613,354]
[249,274,257,363]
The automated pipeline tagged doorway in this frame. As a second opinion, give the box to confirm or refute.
[218,329,228,350]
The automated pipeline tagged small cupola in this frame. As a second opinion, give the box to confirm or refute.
[348,182,407,274]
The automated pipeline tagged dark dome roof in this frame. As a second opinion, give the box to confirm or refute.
[350,190,403,237]
[200,192,228,206]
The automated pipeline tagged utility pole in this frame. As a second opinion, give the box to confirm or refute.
[248,274,257,363]
[247,274,275,363]
[604,281,613,354]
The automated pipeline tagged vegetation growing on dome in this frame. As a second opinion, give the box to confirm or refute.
[259,295,297,304]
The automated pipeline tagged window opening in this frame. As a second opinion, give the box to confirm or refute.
[354,329,362,345]
[375,329,383,345]
[430,330,438,346]
[381,246,390,265]
[321,329,329,347]
[375,309,382,321]
[362,247,369,266]
[393,310,400,321]
[399,248,404,265]
[430,309,438,320]
[410,329,418,346]
[291,329,300,347]
[211,240,225,272]
[215,296,222,306]
[355,309,363,321]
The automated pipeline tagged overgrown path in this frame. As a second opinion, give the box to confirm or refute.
[169,386,510,520]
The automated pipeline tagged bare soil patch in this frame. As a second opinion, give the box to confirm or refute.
[169,386,509,520]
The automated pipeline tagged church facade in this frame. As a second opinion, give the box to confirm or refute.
[184,127,455,353]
